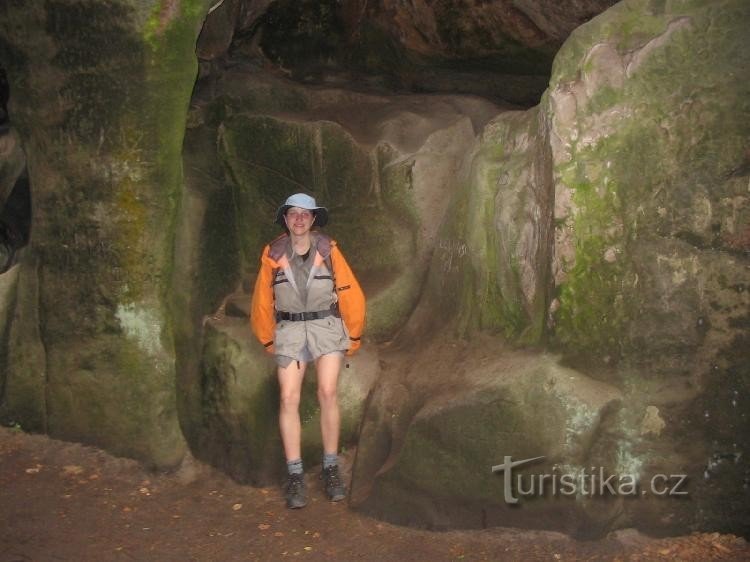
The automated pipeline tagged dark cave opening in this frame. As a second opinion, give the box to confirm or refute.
[0,172,31,275]
[195,0,618,108]
[0,66,8,131]
[0,65,31,275]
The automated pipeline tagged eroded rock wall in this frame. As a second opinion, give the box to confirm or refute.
[351,0,750,538]
[545,0,750,534]
[0,0,211,467]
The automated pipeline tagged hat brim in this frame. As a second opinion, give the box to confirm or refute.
[275,205,328,227]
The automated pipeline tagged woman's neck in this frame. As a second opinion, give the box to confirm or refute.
[290,232,311,255]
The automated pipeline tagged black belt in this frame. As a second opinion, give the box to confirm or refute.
[276,308,337,322]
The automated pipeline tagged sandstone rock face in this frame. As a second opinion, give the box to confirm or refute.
[547,0,749,369]
[350,0,750,538]
[195,0,272,62]
[359,0,619,55]
[0,0,211,466]
[351,339,624,537]
[422,106,554,341]
[246,0,617,105]
[544,0,750,533]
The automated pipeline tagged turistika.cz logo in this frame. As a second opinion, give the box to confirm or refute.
[491,456,688,504]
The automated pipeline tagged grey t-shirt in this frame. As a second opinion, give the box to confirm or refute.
[287,243,313,304]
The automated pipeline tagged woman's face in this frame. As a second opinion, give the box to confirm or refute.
[284,206,315,236]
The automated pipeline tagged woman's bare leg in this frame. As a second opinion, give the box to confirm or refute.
[277,361,307,461]
[316,353,343,455]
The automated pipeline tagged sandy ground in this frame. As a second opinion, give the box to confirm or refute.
[1,426,748,562]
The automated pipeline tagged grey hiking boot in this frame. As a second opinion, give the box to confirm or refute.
[285,473,307,509]
[320,465,346,502]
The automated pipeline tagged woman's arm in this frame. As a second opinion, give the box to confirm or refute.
[330,244,366,355]
[250,245,276,352]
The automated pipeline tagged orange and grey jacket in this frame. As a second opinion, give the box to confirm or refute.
[250,232,366,356]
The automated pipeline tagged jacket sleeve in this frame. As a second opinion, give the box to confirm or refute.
[330,244,366,355]
[250,245,276,353]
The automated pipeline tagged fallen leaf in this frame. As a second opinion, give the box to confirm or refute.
[232,503,243,511]
[304,546,312,551]
[62,465,84,475]
[258,523,271,530]
[274,532,284,537]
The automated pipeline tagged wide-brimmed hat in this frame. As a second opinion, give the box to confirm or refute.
[275,193,328,227]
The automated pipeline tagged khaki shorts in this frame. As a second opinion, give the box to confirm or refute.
[275,348,344,369]
[273,316,350,364]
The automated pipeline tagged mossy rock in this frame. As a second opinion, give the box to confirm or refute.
[546,0,750,366]
[352,350,624,536]
[0,0,213,466]
[440,106,553,342]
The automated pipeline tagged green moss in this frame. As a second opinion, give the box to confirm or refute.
[549,0,750,362]
[586,85,620,114]
[389,403,514,502]
[447,109,550,342]
[366,271,421,340]
[196,187,241,314]
[553,156,628,359]
[44,329,184,467]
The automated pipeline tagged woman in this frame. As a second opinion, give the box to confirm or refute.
[250,193,365,509]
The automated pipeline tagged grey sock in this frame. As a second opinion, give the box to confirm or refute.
[287,458,303,475]
[323,452,338,470]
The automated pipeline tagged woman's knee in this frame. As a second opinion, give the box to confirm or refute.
[277,362,305,410]
[317,385,338,406]
[279,388,301,410]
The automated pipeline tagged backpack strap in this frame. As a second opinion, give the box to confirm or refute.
[314,231,334,279]
[268,233,289,262]
[268,233,289,287]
